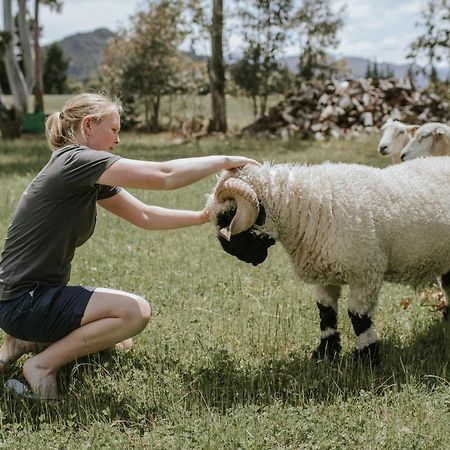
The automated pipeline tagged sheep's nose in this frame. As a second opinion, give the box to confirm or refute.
[400,153,406,161]
[378,145,388,155]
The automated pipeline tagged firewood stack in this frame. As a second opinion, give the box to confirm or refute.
[241,78,450,140]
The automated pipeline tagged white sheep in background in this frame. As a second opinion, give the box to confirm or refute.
[377,119,418,163]
[400,122,450,161]
[207,158,450,364]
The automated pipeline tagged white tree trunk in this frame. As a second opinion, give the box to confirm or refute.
[3,0,29,115]
[33,0,45,112]
[18,0,35,91]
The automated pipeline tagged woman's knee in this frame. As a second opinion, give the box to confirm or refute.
[135,295,151,327]
[82,289,151,329]
[124,294,151,331]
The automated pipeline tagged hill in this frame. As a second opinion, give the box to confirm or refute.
[281,55,448,88]
[48,28,115,81]
[51,28,449,87]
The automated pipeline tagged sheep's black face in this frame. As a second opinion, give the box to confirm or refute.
[216,205,276,266]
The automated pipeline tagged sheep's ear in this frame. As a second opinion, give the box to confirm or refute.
[408,125,419,135]
[255,204,266,226]
[435,127,447,136]
[381,119,391,130]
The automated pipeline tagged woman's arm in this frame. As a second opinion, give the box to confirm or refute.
[96,155,260,190]
[97,189,209,230]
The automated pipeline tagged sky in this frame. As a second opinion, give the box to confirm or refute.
[36,0,429,66]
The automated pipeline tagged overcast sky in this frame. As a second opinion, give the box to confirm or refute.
[36,0,429,65]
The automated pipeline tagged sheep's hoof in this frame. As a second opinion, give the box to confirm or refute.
[353,342,380,367]
[312,334,341,361]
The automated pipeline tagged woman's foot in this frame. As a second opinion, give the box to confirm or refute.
[22,356,58,400]
[0,335,38,370]
[115,338,133,351]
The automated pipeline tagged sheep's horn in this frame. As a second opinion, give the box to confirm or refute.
[214,177,259,240]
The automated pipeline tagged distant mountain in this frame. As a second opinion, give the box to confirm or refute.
[281,55,449,88]
[47,28,115,81]
[51,28,449,87]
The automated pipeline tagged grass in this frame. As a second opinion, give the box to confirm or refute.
[1,131,450,449]
[4,94,283,132]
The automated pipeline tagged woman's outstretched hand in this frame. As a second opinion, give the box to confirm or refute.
[198,207,211,224]
[224,156,261,171]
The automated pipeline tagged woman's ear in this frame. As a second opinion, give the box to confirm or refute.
[81,116,92,136]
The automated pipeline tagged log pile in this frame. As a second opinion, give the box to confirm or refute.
[241,78,450,140]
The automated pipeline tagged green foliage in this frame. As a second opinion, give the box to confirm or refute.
[101,0,199,132]
[234,0,294,117]
[293,0,345,81]
[230,45,293,118]
[408,0,450,84]
[2,132,450,447]
[43,43,69,94]
[365,61,395,81]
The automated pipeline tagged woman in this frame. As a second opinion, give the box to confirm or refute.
[0,93,259,400]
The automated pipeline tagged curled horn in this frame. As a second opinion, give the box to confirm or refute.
[214,177,259,241]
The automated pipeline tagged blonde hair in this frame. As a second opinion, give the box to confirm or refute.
[45,92,122,150]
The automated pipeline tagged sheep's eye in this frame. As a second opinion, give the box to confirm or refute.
[420,133,430,141]
[397,129,405,135]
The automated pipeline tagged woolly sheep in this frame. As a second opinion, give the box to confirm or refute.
[378,119,418,163]
[207,158,450,363]
[400,122,450,161]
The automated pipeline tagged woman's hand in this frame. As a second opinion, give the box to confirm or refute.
[224,156,261,171]
[197,207,211,225]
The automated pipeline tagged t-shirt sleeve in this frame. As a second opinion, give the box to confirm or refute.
[97,184,122,200]
[61,146,121,188]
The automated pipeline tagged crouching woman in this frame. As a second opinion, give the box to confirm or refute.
[0,92,259,400]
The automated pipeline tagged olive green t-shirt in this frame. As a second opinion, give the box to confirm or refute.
[0,145,121,300]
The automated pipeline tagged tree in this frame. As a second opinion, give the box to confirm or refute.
[101,0,188,131]
[0,0,63,118]
[1,0,29,116]
[293,0,345,81]
[408,0,450,84]
[365,60,395,81]
[43,43,68,94]
[33,1,63,112]
[18,0,35,91]
[237,0,293,117]
[208,0,226,132]
[230,45,262,117]
[186,0,229,131]
[230,44,292,118]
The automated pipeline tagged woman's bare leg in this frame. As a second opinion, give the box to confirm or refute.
[22,288,151,399]
[0,334,40,368]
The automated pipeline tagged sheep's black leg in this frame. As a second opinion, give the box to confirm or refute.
[348,311,379,365]
[312,302,341,360]
[312,285,341,360]
[440,270,450,320]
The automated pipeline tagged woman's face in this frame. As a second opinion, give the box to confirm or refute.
[84,111,121,152]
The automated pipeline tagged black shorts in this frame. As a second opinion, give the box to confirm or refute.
[0,286,95,343]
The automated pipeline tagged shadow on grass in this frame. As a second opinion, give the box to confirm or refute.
[179,318,450,411]
[1,318,449,425]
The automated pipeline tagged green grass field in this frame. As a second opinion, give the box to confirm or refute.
[1,130,450,449]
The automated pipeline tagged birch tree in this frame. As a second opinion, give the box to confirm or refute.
[2,0,29,115]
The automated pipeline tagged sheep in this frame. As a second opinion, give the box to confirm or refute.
[207,158,450,364]
[400,122,450,161]
[377,119,418,163]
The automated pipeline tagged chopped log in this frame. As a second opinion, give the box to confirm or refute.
[242,78,449,139]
